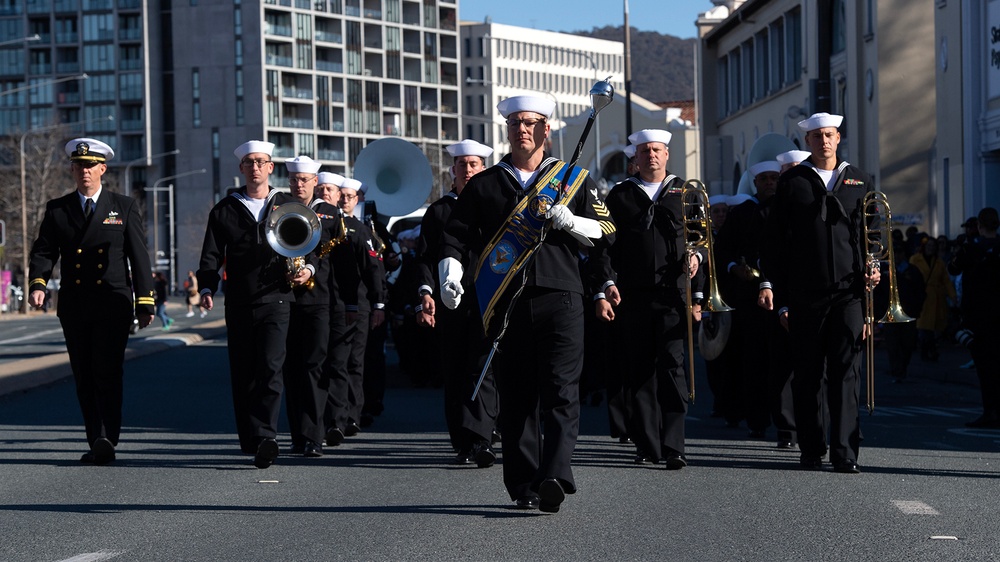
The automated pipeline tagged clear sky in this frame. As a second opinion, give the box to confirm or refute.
[458,0,713,40]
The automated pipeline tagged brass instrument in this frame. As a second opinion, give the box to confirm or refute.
[265,202,322,289]
[862,191,915,414]
[681,179,735,403]
[316,210,349,259]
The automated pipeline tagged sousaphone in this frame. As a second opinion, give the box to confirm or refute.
[353,137,434,218]
[736,133,798,195]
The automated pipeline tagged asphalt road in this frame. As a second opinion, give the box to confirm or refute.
[1,312,999,561]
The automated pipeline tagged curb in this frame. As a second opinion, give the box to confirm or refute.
[0,320,228,398]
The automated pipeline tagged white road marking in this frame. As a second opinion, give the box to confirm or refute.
[929,536,959,540]
[892,500,940,515]
[0,328,64,345]
[56,551,124,562]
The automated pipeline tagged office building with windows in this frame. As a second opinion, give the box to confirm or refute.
[1,0,461,287]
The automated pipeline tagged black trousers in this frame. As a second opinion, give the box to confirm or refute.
[615,289,687,460]
[437,301,498,451]
[733,304,772,433]
[766,313,796,444]
[494,288,583,501]
[345,308,370,422]
[284,302,330,445]
[324,307,353,433]
[363,318,387,416]
[970,326,1000,416]
[225,301,290,452]
[60,300,133,447]
[789,293,863,464]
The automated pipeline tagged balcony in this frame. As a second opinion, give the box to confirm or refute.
[119,27,142,41]
[315,31,342,43]
[83,0,113,10]
[57,91,81,104]
[118,0,142,9]
[282,87,314,100]
[316,60,343,73]
[120,59,142,71]
[272,146,295,158]
[265,24,293,37]
[120,118,143,131]
[317,149,345,160]
[266,54,293,67]
[29,63,52,75]
[56,32,78,44]
[56,62,80,73]
[282,117,314,129]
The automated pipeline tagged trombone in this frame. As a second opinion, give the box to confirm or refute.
[681,179,734,403]
[862,191,915,414]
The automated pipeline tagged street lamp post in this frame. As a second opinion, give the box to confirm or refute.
[18,113,113,313]
[146,169,207,292]
[124,148,181,196]
[1,73,88,100]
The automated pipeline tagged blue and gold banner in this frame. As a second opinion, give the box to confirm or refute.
[474,162,588,332]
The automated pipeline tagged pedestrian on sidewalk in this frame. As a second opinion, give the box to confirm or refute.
[183,270,203,318]
[153,271,173,330]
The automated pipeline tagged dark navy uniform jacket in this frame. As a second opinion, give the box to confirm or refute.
[29,189,154,318]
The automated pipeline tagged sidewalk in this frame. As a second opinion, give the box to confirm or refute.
[0,302,227,397]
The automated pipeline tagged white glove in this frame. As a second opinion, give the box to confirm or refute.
[546,204,575,231]
[438,257,465,310]
[546,204,601,247]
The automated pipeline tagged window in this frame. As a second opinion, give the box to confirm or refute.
[192,69,200,127]
[832,0,846,55]
[769,18,785,92]
[119,73,143,100]
[85,73,115,101]
[785,8,802,83]
[83,44,114,72]
[754,29,769,99]
[82,14,114,41]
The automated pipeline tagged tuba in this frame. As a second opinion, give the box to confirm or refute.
[736,133,798,195]
[353,137,433,218]
[265,202,322,289]
[862,191,914,414]
[681,179,734,402]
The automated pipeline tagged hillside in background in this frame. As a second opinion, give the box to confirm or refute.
[575,26,696,103]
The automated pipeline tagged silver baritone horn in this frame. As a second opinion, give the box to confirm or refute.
[265,202,322,288]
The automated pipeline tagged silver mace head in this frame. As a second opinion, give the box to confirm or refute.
[589,77,615,117]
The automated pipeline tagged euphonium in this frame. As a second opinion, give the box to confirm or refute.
[680,179,734,403]
[265,202,322,289]
[861,191,914,414]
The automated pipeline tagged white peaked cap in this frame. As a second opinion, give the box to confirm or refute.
[797,112,843,132]
[446,139,493,158]
[749,161,781,177]
[628,129,672,146]
[727,193,753,207]
[775,150,812,165]
[623,145,636,158]
[708,194,729,206]
[497,95,555,118]
[318,172,345,187]
[285,155,322,174]
[65,138,114,162]
[234,140,275,160]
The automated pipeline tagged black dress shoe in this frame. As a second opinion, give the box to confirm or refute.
[359,413,375,428]
[538,478,565,513]
[491,429,502,445]
[325,427,345,446]
[776,440,795,449]
[288,442,305,456]
[92,437,116,465]
[80,452,96,463]
[454,448,474,465]
[799,456,823,470]
[618,435,633,444]
[344,422,361,437]
[472,441,496,468]
[514,495,539,509]
[665,454,687,470]
[634,452,654,465]
[833,460,860,474]
[303,440,323,457]
[254,438,279,469]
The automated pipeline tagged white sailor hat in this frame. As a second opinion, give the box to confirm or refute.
[797,112,843,132]
[623,145,636,158]
[749,161,781,177]
[66,138,114,163]
[727,193,753,207]
[446,139,493,159]
[285,155,322,174]
[340,178,363,193]
[497,95,555,118]
[628,129,672,147]
[775,150,812,166]
[317,172,345,187]
[234,140,275,160]
[708,194,729,207]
